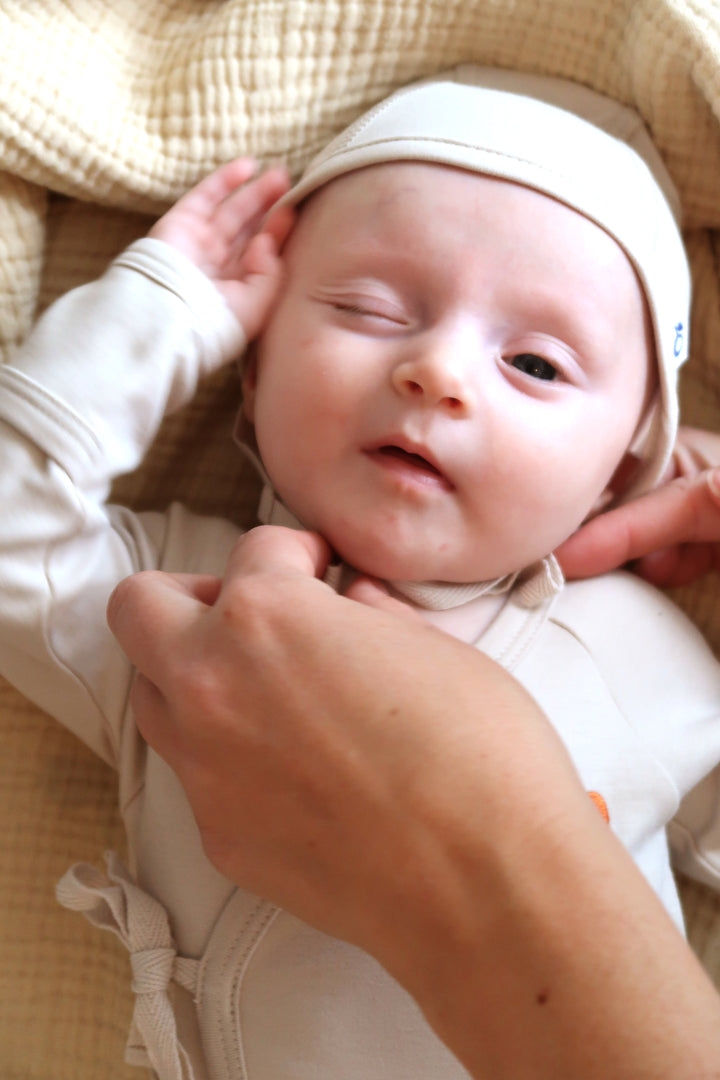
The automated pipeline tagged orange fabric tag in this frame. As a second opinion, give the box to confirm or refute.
[588,791,610,823]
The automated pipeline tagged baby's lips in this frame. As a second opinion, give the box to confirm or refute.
[365,433,452,483]
[377,445,442,476]
[363,444,456,494]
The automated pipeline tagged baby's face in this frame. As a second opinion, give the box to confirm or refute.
[244,162,653,582]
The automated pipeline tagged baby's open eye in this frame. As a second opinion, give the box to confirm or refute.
[509,353,558,381]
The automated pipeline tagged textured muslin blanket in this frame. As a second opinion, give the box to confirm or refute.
[2,2,720,1076]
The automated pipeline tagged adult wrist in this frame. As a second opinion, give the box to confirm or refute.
[379,787,720,1079]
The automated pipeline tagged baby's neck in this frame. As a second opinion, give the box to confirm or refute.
[254,482,560,640]
[396,589,507,644]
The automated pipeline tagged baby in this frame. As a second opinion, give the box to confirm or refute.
[1,65,720,1080]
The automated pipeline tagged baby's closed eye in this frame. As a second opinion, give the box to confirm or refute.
[324,295,410,329]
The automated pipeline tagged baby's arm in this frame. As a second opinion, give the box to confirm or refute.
[0,160,289,762]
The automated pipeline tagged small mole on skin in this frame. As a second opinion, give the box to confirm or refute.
[536,989,550,1005]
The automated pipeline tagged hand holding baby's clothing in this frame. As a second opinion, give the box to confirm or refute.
[106,525,582,952]
[149,158,294,338]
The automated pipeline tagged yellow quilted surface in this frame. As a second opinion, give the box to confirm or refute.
[2,1,720,1075]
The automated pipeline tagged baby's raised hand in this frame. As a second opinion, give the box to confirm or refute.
[149,158,294,339]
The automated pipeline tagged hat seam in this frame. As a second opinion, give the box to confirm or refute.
[330,83,422,153]
[320,134,631,193]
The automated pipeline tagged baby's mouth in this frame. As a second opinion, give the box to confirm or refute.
[377,445,443,476]
[365,443,453,489]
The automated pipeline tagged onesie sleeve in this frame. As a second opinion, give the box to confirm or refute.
[0,239,246,765]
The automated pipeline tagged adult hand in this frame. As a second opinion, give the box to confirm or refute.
[107,526,580,947]
[149,158,295,338]
[556,426,720,585]
[107,525,720,1080]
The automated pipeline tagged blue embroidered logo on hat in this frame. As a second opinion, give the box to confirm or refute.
[674,322,684,357]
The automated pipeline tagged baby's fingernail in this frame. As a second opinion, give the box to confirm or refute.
[707,467,720,500]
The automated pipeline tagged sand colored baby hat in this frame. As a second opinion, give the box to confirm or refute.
[285,65,690,498]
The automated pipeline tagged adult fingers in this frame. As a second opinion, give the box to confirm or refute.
[674,426,720,476]
[107,570,209,680]
[634,542,720,588]
[109,532,330,677]
[344,576,425,622]
[630,546,680,586]
[156,573,223,606]
[130,671,175,757]
[222,526,333,584]
[556,468,720,580]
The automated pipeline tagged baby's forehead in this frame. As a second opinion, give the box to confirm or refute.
[300,159,530,211]
[294,160,640,286]
[297,160,631,253]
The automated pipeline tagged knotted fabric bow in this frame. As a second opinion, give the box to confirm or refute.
[56,852,199,1080]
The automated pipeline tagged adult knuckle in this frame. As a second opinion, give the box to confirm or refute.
[223,577,283,642]
[107,570,161,629]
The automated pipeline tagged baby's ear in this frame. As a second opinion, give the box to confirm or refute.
[607,451,643,500]
[241,348,258,423]
[588,452,643,518]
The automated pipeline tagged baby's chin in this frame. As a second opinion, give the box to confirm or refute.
[322,529,509,585]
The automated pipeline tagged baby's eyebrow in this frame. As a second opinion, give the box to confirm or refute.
[502,290,617,363]
[316,239,421,273]
[309,260,419,299]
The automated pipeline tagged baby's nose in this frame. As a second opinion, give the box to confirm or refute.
[391,335,476,416]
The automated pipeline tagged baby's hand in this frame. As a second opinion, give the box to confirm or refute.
[149,158,294,338]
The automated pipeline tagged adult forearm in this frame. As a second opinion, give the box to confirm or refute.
[381,791,720,1079]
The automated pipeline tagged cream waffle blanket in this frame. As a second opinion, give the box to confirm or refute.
[2,2,720,1076]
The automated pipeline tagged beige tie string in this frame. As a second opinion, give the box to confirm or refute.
[56,851,199,1080]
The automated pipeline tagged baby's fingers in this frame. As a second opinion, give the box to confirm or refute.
[219,232,285,337]
[214,165,290,247]
[171,158,260,219]
[263,203,296,251]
